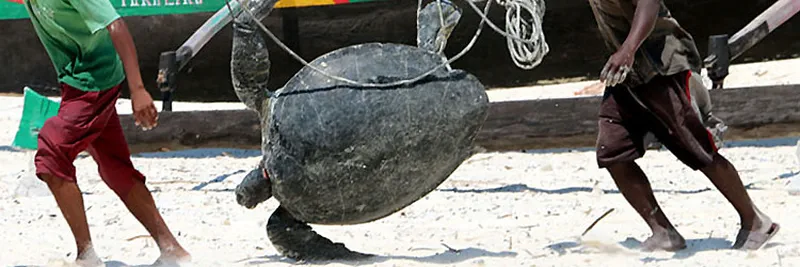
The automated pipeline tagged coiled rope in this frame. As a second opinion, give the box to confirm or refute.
[224,0,548,88]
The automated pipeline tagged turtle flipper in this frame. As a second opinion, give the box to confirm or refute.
[235,165,272,209]
[266,206,374,261]
[231,5,274,112]
[416,0,462,54]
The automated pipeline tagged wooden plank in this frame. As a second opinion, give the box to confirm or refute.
[120,84,800,153]
[121,109,262,153]
[476,83,800,151]
[727,0,800,60]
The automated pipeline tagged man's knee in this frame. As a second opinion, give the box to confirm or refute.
[34,148,78,185]
[697,152,726,172]
[38,173,74,190]
[597,142,643,169]
[604,161,638,174]
[101,171,144,199]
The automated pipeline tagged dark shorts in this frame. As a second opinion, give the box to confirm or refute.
[596,71,718,170]
[35,83,145,187]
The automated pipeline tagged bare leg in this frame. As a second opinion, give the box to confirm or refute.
[699,153,778,249]
[606,162,687,251]
[120,179,191,263]
[41,174,104,267]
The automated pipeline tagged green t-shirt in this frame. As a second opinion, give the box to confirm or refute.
[25,0,125,92]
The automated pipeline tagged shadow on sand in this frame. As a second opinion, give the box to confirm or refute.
[241,247,517,266]
[13,260,152,267]
[437,183,715,195]
[0,145,24,152]
[438,176,784,196]
[104,261,152,267]
[545,236,735,263]
[132,148,261,159]
[778,170,800,180]
[618,237,734,262]
[191,169,247,191]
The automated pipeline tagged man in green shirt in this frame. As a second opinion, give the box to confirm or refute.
[25,0,191,265]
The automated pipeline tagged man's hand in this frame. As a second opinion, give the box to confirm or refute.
[600,0,660,87]
[600,47,635,87]
[131,88,158,130]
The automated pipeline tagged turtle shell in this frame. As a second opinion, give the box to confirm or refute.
[264,43,489,225]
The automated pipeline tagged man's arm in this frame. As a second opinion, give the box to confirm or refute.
[600,0,661,86]
[69,0,157,129]
[107,19,158,129]
[619,0,660,55]
[108,19,145,95]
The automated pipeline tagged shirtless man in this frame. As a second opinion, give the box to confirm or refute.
[588,0,779,251]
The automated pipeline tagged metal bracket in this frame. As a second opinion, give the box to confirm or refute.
[703,34,730,90]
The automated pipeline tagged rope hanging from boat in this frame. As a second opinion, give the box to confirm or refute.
[224,0,549,88]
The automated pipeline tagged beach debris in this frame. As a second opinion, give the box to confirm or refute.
[581,208,615,237]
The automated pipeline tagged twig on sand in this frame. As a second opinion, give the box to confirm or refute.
[441,243,462,253]
[581,208,615,237]
[148,180,205,185]
[126,235,152,241]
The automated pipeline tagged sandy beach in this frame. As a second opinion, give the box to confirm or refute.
[2,58,800,267]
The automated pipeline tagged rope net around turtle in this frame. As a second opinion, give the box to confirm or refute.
[224,0,548,88]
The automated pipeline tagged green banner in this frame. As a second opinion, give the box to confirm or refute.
[0,0,385,20]
[1,0,231,20]
[1,1,29,19]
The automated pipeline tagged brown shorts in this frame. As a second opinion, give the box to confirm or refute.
[596,71,718,170]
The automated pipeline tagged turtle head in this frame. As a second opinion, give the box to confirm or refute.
[235,163,273,209]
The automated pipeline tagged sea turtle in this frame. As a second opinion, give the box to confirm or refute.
[230,0,489,261]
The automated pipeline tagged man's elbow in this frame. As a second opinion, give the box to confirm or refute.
[106,18,127,35]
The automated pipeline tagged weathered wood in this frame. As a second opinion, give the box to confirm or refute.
[475,95,602,151]
[476,83,800,151]
[121,84,800,153]
[120,109,262,153]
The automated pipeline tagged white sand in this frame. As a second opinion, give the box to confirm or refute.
[3,58,800,267]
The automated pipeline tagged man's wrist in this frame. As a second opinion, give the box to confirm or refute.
[619,43,638,55]
[129,83,146,93]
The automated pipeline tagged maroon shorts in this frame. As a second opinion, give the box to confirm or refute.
[35,83,144,192]
[595,71,718,170]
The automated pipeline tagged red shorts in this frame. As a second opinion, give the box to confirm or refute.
[35,83,144,193]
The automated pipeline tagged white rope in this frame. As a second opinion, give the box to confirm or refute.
[502,0,549,69]
[225,0,547,88]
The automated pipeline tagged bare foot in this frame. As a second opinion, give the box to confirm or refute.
[153,250,192,267]
[732,214,780,250]
[75,247,104,267]
[641,230,687,252]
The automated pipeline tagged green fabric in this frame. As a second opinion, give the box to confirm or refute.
[25,0,126,92]
[2,0,390,20]
[12,87,61,150]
